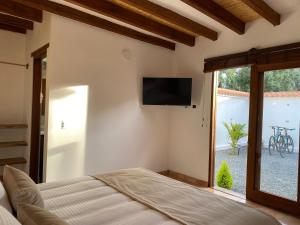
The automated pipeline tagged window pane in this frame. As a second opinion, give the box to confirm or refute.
[260,68,300,201]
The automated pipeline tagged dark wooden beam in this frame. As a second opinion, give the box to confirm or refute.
[0,0,42,22]
[241,0,280,26]
[0,23,26,34]
[180,0,245,34]
[204,42,300,72]
[11,0,176,50]
[109,0,218,41]
[65,0,195,46]
[0,13,33,30]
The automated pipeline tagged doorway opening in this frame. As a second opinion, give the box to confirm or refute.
[30,44,49,183]
[213,67,251,196]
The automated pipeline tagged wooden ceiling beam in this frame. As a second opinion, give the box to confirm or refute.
[0,0,42,22]
[64,0,195,46]
[241,0,280,26]
[11,0,176,50]
[180,0,245,34]
[0,23,26,34]
[109,0,218,41]
[0,13,33,30]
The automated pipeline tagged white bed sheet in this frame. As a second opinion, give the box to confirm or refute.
[38,176,181,225]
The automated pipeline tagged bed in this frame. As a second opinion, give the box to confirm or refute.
[38,168,281,225]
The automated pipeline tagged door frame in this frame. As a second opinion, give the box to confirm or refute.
[30,44,49,183]
[209,61,300,215]
[247,61,300,215]
[208,72,218,187]
[208,68,253,189]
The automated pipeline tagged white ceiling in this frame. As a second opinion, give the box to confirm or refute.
[263,0,300,14]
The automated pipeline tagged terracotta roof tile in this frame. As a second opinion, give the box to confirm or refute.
[218,88,300,97]
[264,91,300,97]
[218,88,249,97]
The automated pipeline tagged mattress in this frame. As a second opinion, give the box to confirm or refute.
[38,176,181,225]
[95,168,280,225]
[38,169,280,225]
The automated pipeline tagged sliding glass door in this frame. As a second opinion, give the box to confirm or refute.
[210,61,300,214]
[247,63,300,214]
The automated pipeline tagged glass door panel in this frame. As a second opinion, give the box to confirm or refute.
[259,68,300,201]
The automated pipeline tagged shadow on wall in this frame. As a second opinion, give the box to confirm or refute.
[47,85,89,182]
[46,142,80,180]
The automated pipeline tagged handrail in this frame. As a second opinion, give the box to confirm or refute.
[0,61,28,69]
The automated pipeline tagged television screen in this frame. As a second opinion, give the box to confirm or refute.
[143,77,192,106]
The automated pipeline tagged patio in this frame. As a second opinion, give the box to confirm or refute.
[215,148,299,200]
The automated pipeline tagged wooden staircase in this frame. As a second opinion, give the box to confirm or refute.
[0,141,27,148]
[0,157,26,166]
[0,124,27,170]
[0,124,28,129]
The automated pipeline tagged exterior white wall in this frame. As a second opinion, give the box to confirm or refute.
[169,4,300,181]
[216,95,300,153]
[45,15,174,182]
[262,97,300,152]
[216,95,249,150]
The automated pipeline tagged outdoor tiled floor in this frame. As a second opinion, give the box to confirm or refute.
[215,148,299,200]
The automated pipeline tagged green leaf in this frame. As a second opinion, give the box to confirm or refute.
[224,122,247,155]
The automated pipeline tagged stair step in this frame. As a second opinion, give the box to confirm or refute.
[0,157,26,166]
[0,141,27,148]
[0,124,28,129]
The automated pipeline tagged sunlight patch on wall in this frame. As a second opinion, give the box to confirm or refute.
[47,85,88,182]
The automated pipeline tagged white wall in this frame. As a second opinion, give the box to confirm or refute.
[169,5,300,181]
[0,30,26,124]
[0,30,27,174]
[46,15,174,181]
[24,12,52,173]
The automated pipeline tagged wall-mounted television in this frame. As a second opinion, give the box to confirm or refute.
[143,77,192,106]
